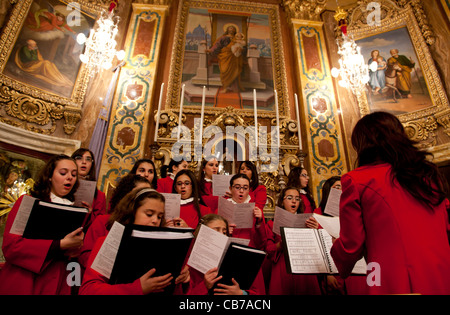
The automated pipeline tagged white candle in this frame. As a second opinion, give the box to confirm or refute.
[253,89,258,148]
[154,82,164,142]
[274,89,280,148]
[177,84,185,141]
[199,86,206,145]
[294,93,303,151]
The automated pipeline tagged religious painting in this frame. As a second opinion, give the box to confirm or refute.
[347,2,449,122]
[356,27,431,116]
[167,0,289,117]
[0,0,101,106]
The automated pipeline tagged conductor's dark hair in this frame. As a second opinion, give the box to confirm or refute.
[351,111,448,208]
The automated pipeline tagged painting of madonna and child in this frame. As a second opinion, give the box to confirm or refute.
[181,8,277,111]
[3,0,96,99]
[356,27,433,116]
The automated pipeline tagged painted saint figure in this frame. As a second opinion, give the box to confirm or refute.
[207,25,246,94]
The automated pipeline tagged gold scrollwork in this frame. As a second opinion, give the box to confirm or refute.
[281,0,327,21]
[166,0,290,120]
[0,0,106,135]
[435,110,450,137]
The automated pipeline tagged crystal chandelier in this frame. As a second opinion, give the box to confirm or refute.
[331,7,371,96]
[77,1,125,76]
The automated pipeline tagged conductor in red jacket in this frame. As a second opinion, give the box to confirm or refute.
[331,112,450,295]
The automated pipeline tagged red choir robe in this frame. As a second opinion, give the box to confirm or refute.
[249,184,267,210]
[228,195,267,249]
[180,200,212,229]
[300,193,314,214]
[219,196,267,295]
[157,177,174,194]
[200,181,219,213]
[331,163,450,295]
[78,214,110,269]
[314,206,367,295]
[79,236,144,295]
[261,215,322,295]
[80,236,190,295]
[0,195,73,295]
[82,189,107,232]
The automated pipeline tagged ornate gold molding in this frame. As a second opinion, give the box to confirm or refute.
[346,1,449,152]
[132,0,173,5]
[166,0,290,120]
[347,0,435,45]
[281,0,327,21]
[0,85,81,134]
[153,105,309,215]
[0,0,105,135]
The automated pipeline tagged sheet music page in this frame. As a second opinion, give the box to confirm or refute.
[131,229,193,239]
[233,202,254,229]
[315,216,367,275]
[10,195,36,236]
[351,257,368,274]
[319,229,338,273]
[313,213,340,239]
[228,237,250,246]
[91,221,125,279]
[324,188,342,217]
[272,206,312,235]
[160,193,181,220]
[217,197,235,225]
[74,179,97,207]
[212,174,233,196]
[282,227,329,274]
[187,224,229,274]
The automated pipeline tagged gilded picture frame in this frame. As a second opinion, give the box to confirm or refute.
[440,0,450,21]
[0,0,105,134]
[347,1,449,124]
[166,0,289,120]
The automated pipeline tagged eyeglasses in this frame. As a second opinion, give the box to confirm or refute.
[176,181,192,186]
[284,195,301,202]
[74,156,93,162]
[232,185,249,191]
[300,173,309,178]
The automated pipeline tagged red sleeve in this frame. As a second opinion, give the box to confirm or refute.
[246,268,266,295]
[78,214,110,268]
[251,219,267,250]
[200,204,212,217]
[445,199,450,243]
[330,174,366,278]
[264,220,283,263]
[1,195,54,274]
[186,267,209,295]
[157,177,174,193]
[79,237,144,295]
[83,190,107,231]
[92,190,107,217]
[251,185,267,211]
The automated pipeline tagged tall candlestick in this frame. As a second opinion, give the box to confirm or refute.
[274,89,280,148]
[199,86,206,145]
[154,82,164,142]
[177,84,185,141]
[253,89,258,148]
[294,93,303,151]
